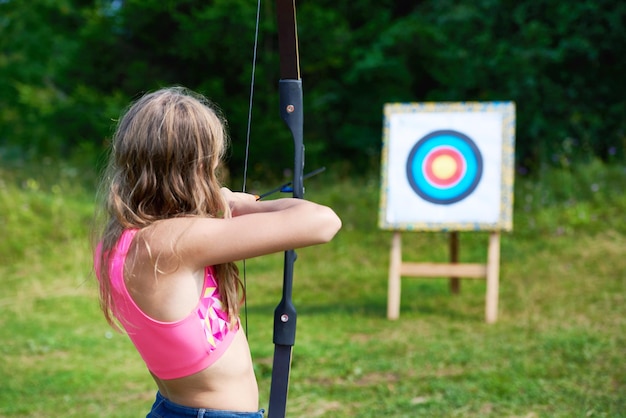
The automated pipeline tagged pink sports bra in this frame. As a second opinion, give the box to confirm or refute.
[98,229,239,380]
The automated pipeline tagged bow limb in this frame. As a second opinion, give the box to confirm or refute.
[268,1,303,417]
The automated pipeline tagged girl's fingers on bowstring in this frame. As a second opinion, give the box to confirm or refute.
[220,187,258,214]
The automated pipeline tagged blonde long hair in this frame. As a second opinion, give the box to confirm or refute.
[95,86,243,329]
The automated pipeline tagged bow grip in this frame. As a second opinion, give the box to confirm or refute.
[279,79,304,200]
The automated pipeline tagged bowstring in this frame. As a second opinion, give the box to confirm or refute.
[241,0,262,337]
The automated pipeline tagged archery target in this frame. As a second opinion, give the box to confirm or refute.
[406,130,483,205]
[379,102,516,231]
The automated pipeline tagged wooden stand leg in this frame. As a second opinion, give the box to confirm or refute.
[387,232,402,320]
[485,232,501,323]
[386,230,501,323]
[449,231,460,294]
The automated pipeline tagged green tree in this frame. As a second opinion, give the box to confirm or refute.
[1,0,625,176]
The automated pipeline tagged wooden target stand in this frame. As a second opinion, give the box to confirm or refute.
[387,230,501,323]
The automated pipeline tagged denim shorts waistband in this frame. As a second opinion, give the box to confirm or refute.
[148,392,265,418]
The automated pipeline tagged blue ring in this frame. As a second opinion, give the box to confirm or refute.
[406,130,483,205]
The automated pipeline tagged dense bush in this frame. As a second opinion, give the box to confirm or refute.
[1,0,624,177]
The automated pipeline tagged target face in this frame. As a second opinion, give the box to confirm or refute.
[406,130,483,205]
[379,101,516,231]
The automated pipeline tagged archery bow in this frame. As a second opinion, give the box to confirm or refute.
[267,1,303,417]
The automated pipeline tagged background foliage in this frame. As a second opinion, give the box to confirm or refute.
[1,0,625,179]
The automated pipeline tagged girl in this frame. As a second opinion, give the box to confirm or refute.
[94,87,341,417]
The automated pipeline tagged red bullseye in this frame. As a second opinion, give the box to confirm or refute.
[407,130,483,205]
[423,147,465,187]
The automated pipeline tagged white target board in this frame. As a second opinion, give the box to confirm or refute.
[379,102,515,231]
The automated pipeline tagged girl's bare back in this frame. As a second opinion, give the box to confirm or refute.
[125,226,260,412]
[151,329,258,411]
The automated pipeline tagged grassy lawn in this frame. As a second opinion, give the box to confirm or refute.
[0,160,624,417]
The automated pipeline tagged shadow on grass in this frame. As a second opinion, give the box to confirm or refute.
[245,292,487,323]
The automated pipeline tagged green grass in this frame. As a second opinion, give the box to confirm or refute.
[1,160,625,417]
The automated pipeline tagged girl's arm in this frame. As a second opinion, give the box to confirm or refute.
[221,187,322,217]
[139,191,341,271]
